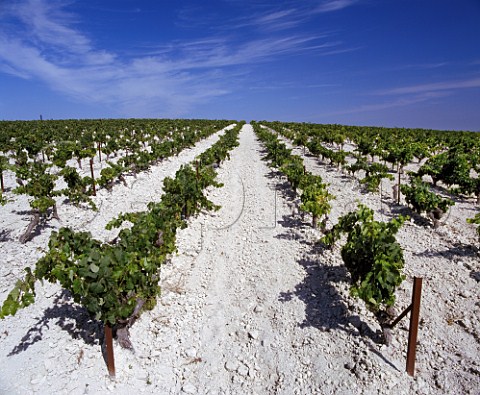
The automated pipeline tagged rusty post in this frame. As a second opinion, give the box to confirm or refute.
[386,304,412,329]
[406,277,423,376]
[90,158,96,196]
[105,325,115,377]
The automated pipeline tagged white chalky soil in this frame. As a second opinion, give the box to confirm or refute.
[0,124,478,394]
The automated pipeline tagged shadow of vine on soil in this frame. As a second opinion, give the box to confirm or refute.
[0,228,13,242]
[8,290,103,356]
[272,178,401,371]
[256,142,400,371]
[278,240,385,344]
[271,174,384,344]
[414,241,477,260]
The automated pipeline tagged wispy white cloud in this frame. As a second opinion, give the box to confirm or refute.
[315,0,358,13]
[15,0,91,53]
[0,0,360,117]
[126,34,323,72]
[3,0,115,65]
[0,0,344,117]
[239,1,358,33]
[0,62,31,79]
[250,8,305,31]
[256,9,297,24]
[319,91,449,118]
[0,2,230,116]
[316,46,362,56]
[397,62,448,70]
[323,77,480,118]
[306,83,341,88]
[318,76,480,119]
[378,77,480,95]
[0,35,230,116]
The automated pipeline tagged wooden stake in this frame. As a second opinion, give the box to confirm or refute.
[105,325,115,377]
[406,277,423,376]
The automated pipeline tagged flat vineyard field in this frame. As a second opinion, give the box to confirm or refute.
[0,122,478,395]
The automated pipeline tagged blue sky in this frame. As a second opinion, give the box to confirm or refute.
[1,0,479,131]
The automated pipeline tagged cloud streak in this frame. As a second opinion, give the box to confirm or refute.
[241,1,358,33]
[318,91,449,119]
[327,76,480,118]
[0,0,348,117]
[315,0,358,13]
[379,77,480,95]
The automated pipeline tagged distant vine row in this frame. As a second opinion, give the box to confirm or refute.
[0,119,234,243]
[252,122,335,230]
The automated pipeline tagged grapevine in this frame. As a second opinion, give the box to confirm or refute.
[400,177,454,228]
[322,204,407,311]
[13,161,61,243]
[60,166,97,210]
[467,213,480,241]
[299,174,334,230]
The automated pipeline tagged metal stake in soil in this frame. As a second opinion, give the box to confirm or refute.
[384,276,423,377]
[406,277,423,376]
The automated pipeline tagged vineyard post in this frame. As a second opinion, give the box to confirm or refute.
[385,277,423,377]
[406,277,423,376]
[90,158,96,196]
[397,170,401,204]
[105,325,115,377]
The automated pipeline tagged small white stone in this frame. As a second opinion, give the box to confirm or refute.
[44,358,55,371]
[254,305,264,313]
[182,383,197,394]
[185,347,197,358]
[225,360,240,372]
[30,374,45,385]
[237,364,249,376]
